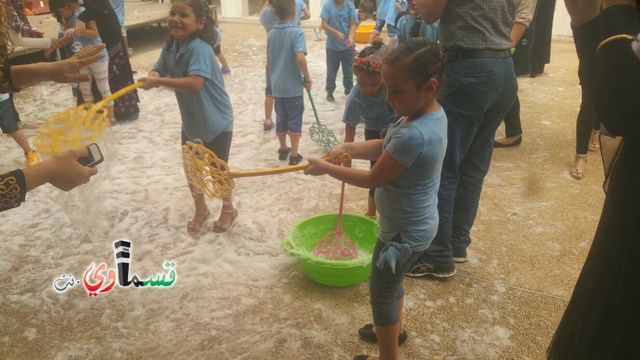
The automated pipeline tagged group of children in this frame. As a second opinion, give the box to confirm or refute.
[136,1,447,359]
[5,0,443,358]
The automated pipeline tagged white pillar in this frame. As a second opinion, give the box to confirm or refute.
[220,0,249,18]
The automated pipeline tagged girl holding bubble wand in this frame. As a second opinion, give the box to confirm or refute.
[305,38,447,360]
[140,0,236,235]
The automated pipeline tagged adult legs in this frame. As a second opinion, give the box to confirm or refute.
[494,94,523,146]
[412,58,517,273]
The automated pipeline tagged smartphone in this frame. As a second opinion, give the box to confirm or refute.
[78,143,104,167]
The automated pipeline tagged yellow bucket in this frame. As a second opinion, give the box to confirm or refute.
[355,23,376,44]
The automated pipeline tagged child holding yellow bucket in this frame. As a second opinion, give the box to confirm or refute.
[305,38,447,360]
[342,41,396,219]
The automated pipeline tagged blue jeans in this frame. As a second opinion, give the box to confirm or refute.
[422,57,517,265]
[325,48,354,96]
[370,235,422,326]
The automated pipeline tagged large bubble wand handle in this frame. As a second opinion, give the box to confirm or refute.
[183,141,341,198]
[94,81,143,109]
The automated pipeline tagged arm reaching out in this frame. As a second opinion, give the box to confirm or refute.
[10,44,106,88]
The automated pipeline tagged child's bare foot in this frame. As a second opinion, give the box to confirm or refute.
[212,207,238,233]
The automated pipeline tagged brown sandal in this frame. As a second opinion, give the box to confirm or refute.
[187,210,211,236]
[212,208,238,233]
[570,154,587,180]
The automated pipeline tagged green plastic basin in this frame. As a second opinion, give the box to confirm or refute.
[282,213,379,287]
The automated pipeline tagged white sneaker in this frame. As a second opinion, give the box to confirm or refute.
[313,28,323,41]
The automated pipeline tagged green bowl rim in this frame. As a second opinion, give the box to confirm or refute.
[282,212,378,268]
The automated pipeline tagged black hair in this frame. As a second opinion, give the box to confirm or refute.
[358,0,375,15]
[383,37,445,90]
[49,0,80,23]
[353,40,384,77]
[273,0,295,20]
[168,0,217,49]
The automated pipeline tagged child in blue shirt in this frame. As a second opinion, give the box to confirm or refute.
[140,0,236,235]
[395,6,439,45]
[385,0,408,45]
[50,0,114,124]
[370,0,391,43]
[354,0,376,27]
[305,38,447,360]
[343,41,396,218]
[320,0,356,102]
[294,0,310,26]
[268,0,312,165]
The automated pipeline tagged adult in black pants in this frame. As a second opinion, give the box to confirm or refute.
[548,1,640,358]
[569,16,601,179]
[74,0,140,122]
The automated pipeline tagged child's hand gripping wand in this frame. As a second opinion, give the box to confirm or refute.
[33,82,143,156]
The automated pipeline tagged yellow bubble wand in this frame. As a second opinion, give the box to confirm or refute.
[33,82,143,156]
[182,141,348,198]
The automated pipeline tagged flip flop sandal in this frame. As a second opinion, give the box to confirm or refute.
[358,323,408,345]
[212,208,239,233]
[187,210,211,236]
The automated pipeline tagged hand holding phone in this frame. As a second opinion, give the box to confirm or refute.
[78,143,104,167]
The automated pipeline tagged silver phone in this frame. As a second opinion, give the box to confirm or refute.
[78,143,104,167]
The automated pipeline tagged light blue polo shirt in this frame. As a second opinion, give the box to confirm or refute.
[385,0,408,27]
[343,85,396,132]
[376,0,392,21]
[375,108,447,271]
[152,37,233,142]
[320,0,356,51]
[259,7,278,33]
[396,16,439,43]
[294,0,308,26]
[267,21,307,98]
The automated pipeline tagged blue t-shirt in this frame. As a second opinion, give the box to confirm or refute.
[60,7,107,62]
[375,108,447,271]
[152,37,234,142]
[108,0,125,26]
[343,86,396,132]
[320,0,356,51]
[396,16,439,43]
[376,0,392,20]
[294,0,308,26]
[259,7,278,33]
[267,21,307,98]
[385,0,408,27]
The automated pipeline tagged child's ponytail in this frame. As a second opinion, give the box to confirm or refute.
[383,37,445,90]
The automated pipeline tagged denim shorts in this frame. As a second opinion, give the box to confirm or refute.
[0,98,19,134]
[369,234,422,327]
[274,96,304,135]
